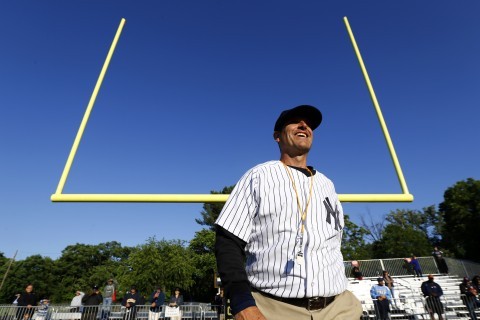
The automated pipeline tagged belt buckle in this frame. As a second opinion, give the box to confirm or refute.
[307,297,325,311]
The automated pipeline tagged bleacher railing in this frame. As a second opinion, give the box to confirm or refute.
[1,295,479,320]
[354,274,480,320]
[0,304,211,320]
[344,256,480,278]
[360,294,480,319]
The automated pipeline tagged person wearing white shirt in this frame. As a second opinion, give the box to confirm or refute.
[70,291,85,312]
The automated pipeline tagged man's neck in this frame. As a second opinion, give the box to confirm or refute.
[280,154,308,168]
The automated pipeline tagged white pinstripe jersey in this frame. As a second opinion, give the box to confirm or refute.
[215,160,347,298]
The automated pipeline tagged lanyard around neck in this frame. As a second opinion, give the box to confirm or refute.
[282,162,314,235]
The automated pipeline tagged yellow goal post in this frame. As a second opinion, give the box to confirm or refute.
[50,17,413,203]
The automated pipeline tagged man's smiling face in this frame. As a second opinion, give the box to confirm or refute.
[275,117,313,157]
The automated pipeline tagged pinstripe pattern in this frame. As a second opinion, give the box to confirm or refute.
[216,160,347,298]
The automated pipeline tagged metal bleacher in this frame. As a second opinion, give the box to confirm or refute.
[345,256,480,319]
[348,274,480,319]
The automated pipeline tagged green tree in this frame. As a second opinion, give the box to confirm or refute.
[439,178,480,262]
[0,257,17,303]
[360,212,388,242]
[2,255,55,302]
[385,206,441,243]
[195,186,235,230]
[189,229,217,302]
[371,224,431,258]
[52,242,131,302]
[362,208,438,259]
[120,238,196,300]
[0,252,9,295]
[188,186,235,301]
[422,205,444,245]
[341,215,372,260]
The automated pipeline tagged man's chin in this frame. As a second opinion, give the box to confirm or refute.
[287,148,311,158]
[296,146,311,154]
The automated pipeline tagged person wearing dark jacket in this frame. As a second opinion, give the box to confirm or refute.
[122,286,144,320]
[16,284,38,320]
[148,286,166,313]
[402,258,415,276]
[168,288,184,320]
[213,288,226,320]
[472,275,480,295]
[351,265,363,280]
[459,277,478,320]
[81,286,103,320]
[421,275,444,320]
[432,247,449,274]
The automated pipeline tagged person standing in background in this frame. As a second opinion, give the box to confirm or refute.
[370,278,392,320]
[421,275,444,320]
[168,288,184,320]
[81,285,103,320]
[472,275,480,293]
[214,288,226,320]
[402,258,415,276]
[103,279,116,306]
[382,270,396,305]
[410,256,423,278]
[36,298,50,320]
[459,277,478,320]
[70,290,85,312]
[432,247,449,275]
[122,285,144,320]
[16,284,38,320]
[148,286,165,320]
[102,279,116,320]
[351,261,363,280]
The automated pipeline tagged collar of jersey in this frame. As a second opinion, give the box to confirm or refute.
[286,165,316,177]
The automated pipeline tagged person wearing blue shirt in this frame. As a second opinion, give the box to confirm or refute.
[410,256,423,278]
[370,278,392,320]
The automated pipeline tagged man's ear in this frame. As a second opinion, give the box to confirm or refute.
[273,131,280,142]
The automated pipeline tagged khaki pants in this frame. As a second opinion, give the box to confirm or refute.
[252,290,363,320]
[148,311,159,320]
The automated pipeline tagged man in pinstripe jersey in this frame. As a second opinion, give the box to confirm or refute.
[215,105,362,320]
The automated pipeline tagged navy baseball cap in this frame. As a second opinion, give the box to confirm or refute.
[274,105,323,131]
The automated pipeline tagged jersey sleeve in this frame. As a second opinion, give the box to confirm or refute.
[215,168,259,242]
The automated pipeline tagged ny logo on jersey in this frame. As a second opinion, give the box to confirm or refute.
[323,197,342,231]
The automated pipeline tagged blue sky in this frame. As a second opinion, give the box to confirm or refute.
[1,1,479,260]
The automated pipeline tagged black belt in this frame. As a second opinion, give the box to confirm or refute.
[253,289,336,311]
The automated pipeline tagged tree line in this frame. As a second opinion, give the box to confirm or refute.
[0,178,478,304]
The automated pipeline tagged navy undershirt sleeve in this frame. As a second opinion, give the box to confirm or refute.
[215,225,256,314]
